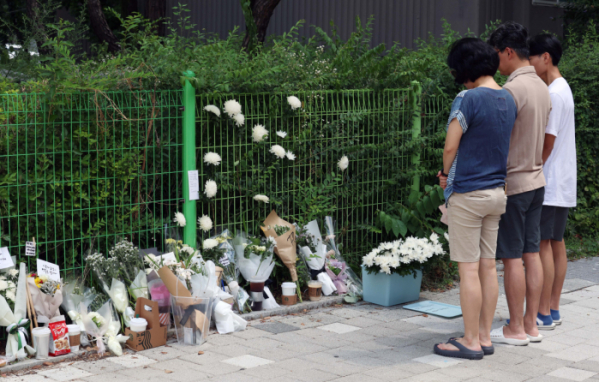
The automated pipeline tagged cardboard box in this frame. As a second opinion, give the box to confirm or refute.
[125,298,168,351]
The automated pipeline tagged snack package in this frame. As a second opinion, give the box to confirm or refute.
[48,315,71,356]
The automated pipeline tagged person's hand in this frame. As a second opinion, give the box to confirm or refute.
[437,171,448,190]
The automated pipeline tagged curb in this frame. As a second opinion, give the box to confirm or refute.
[240,295,345,321]
[2,350,86,374]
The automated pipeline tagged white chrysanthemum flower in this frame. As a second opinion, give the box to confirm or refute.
[174,212,186,227]
[254,194,269,203]
[276,131,287,138]
[267,236,277,246]
[6,290,15,302]
[204,105,221,117]
[224,99,242,117]
[198,215,213,232]
[286,151,296,160]
[338,155,349,171]
[270,145,286,159]
[233,113,245,126]
[252,124,268,142]
[180,246,195,255]
[287,96,302,110]
[0,280,7,291]
[204,179,217,198]
[204,152,221,166]
[203,239,219,250]
[7,269,18,277]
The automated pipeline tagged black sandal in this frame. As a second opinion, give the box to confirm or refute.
[433,339,484,360]
[449,337,494,355]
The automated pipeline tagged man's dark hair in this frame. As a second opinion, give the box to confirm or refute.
[487,21,529,60]
[529,34,562,66]
[447,38,499,84]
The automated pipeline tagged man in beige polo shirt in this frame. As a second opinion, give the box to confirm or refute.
[487,22,552,346]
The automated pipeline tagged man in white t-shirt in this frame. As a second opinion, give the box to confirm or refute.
[529,34,577,327]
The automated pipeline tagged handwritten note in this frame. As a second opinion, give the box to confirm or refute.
[188,170,199,201]
[37,259,61,281]
[25,241,36,257]
[0,248,14,269]
[218,255,230,267]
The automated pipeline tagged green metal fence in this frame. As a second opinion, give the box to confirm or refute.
[0,90,184,277]
[188,80,423,263]
[0,80,438,276]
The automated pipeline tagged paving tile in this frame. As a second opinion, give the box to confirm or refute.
[207,373,261,382]
[330,308,368,319]
[361,365,415,381]
[230,327,274,340]
[178,350,228,366]
[529,339,573,353]
[381,320,423,331]
[318,323,362,334]
[133,346,189,361]
[547,344,599,362]
[483,369,531,382]
[186,360,243,376]
[105,353,156,368]
[551,333,593,346]
[71,359,126,374]
[208,343,262,358]
[6,374,60,382]
[221,354,273,369]
[295,368,340,382]
[313,360,370,377]
[359,325,401,338]
[402,370,461,382]
[37,366,92,382]
[126,360,211,382]
[243,337,285,350]
[343,316,386,328]
[375,334,421,348]
[436,364,487,379]
[252,322,301,334]
[240,364,291,379]
[80,371,148,382]
[413,354,464,368]
[278,341,329,354]
[329,374,386,382]
[572,361,599,373]
[548,367,598,381]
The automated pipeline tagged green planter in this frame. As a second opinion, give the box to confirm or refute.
[362,266,422,307]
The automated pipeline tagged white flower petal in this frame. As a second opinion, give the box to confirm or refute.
[338,155,349,171]
[233,114,245,126]
[287,96,302,110]
[198,215,213,232]
[224,99,242,117]
[203,105,220,117]
[204,152,221,166]
[276,131,287,138]
[174,212,186,227]
[254,194,269,203]
[286,150,296,160]
[252,124,268,142]
[204,179,217,198]
[270,145,286,159]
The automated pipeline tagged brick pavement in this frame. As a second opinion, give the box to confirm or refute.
[6,275,599,382]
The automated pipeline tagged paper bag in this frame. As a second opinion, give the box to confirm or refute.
[125,298,167,351]
[261,210,298,281]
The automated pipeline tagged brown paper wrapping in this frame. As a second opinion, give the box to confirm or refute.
[157,266,210,335]
[261,210,298,282]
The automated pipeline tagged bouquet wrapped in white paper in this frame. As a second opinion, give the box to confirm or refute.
[0,263,35,361]
[324,216,363,300]
[297,221,337,296]
[61,282,96,346]
[81,300,126,356]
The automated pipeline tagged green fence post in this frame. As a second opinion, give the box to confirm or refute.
[182,71,197,247]
[410,81,422,194]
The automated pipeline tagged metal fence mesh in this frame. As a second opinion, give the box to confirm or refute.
[0,90,184,277]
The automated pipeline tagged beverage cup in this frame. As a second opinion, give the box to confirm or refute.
[33,327,51,359]
[308,281,323,301]
[66,325,81,352]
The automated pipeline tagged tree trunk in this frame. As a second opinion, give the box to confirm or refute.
[88,0,121,52]
[26,0,51,55]
[146,0,167,36]
[242,0,281,49]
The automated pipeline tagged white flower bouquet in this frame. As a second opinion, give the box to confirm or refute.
[0,269,19,312]
[27,273,63,324]
[0,263,34,361]
[324,216,363,300]
[61,281,96,347]
[81,300,127,356]
[362,233,445,277]
[296,221,337,296]
[236,235,276,311]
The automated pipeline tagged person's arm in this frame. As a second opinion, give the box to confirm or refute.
[543,133,556,163]
[438,118,463,189]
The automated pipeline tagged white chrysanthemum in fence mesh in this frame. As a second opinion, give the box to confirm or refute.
[276,131,287,138]
[286,151,296,161]
[198,215,213,232]
[224,99,242,117]
[204,179,217,198]
[270,145,286,159]
[252,124,268,142]
[287,96,302,110]
[338,155,349,171]
[233,113,245,126]
[204,105,220,117]
[174,212,186,227]
[254,194,269,203]
[204,152,221,166]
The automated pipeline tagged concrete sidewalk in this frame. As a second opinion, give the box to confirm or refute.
[6,258,599,382]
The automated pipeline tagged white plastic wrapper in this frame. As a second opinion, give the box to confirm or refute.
[262,287,280,310]
[317,273,337,296]
[214,301,247,334]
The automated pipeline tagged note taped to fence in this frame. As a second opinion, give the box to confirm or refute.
[188,170,200,201]
[37,259,61,281]
[25,241,36,257]
[0,247,14,269]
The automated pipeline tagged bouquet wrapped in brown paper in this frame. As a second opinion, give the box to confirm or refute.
[157,266,212,345]
[261,210,302,302]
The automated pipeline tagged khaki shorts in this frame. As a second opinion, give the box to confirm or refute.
[448,187,507,263]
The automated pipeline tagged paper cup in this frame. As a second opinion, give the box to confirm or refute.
[281,294,297,306]
[129,318,148,332]
[281,282,297,296]
[33,327,51,359]
[308,281,323,301]
[67,325,81,352]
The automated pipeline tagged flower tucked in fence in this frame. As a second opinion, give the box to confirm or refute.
[287,96,302,110]
[254,195,269,203]
[233,114,245,126]
[224,99,242,117]
[198,215,213,232]
[276,131,287,138]
[204,105,220,117]
[286,151,296,161]
[204,152,222,166]
[252,124,268,142]
[174,212,186,227]
[204,180,217,198]
[270,145,286,159]
[338,155,349,171]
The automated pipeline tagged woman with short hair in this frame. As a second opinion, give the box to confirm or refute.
[434,37,517,360]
